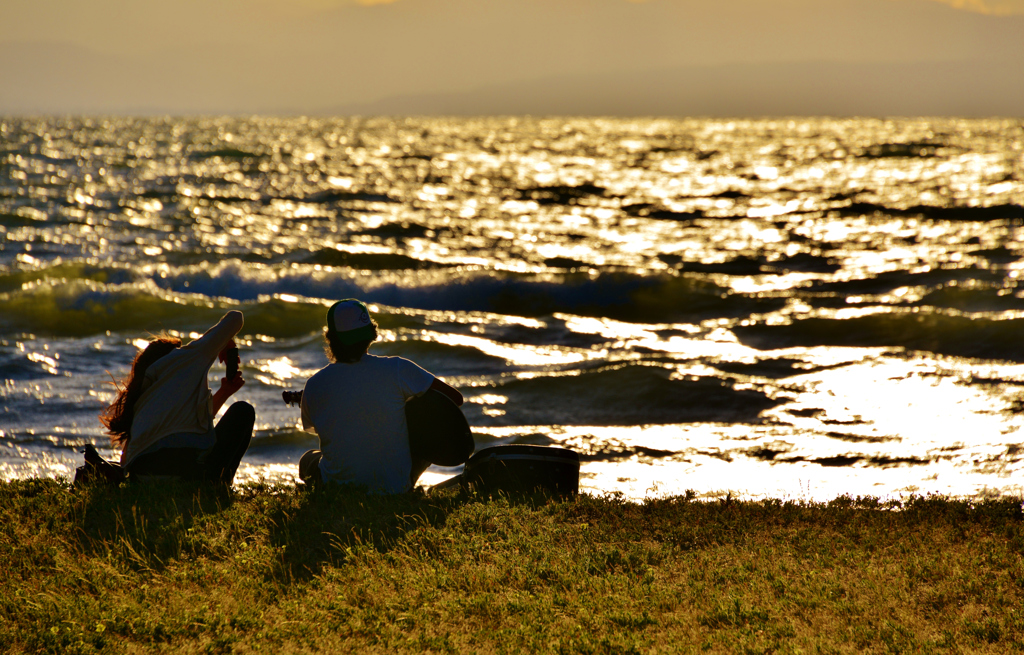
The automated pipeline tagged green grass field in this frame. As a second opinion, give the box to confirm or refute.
[1,478,1022,654]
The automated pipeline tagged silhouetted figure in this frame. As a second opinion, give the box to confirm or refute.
[98,311,254,484]
[297,299,464,492]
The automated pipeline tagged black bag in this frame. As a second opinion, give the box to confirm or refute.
[73,444,126,487]
[432,445,580,497]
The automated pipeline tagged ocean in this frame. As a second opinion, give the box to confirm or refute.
[2,115,1023,501]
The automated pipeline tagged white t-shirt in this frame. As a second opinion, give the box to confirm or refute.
[120,311,243,467]
[300,354,435,493]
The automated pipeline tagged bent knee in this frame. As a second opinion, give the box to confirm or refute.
[299,449,323,484]
[228,401,256,423]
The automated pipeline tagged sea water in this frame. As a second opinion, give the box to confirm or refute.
[2,116,1023,501]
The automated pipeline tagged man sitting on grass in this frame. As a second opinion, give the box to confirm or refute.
[298,299,463,493]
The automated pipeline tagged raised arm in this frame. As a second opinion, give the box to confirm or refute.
[204,311,245,414]
[192,311,245,360]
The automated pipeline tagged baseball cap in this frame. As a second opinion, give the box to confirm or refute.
[326,299,376,345]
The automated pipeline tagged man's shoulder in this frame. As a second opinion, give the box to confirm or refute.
[304,358,377,386]
[367,353,425,366]
[306,362,342,382]
[361,354,417,370]
[304,356,430,386]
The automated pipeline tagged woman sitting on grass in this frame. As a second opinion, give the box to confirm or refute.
[99,310,254,484]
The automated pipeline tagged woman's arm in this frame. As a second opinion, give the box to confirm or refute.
[192,311,245,360]
[205,312,246,414]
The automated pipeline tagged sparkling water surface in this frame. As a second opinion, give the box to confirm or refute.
[2,116,1023,500]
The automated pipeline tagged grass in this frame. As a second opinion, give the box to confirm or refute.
[1,478,1022,654]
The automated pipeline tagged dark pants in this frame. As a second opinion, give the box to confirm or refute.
[127,402,255,484]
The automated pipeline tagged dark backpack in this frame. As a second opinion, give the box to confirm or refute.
[73,444,126,487]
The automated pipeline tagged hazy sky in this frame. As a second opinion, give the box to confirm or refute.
[1,0,1022,116]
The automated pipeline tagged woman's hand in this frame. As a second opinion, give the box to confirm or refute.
[212,373,245,415]
[220,374,245,395]
[218,339,237,361]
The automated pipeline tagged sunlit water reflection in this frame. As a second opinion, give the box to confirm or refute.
[2,116,1023,500]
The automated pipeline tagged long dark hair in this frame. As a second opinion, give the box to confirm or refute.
[99,336,180,448]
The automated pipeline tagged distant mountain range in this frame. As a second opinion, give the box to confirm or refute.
[2,42,1018,118]
[323,59,1024,118]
